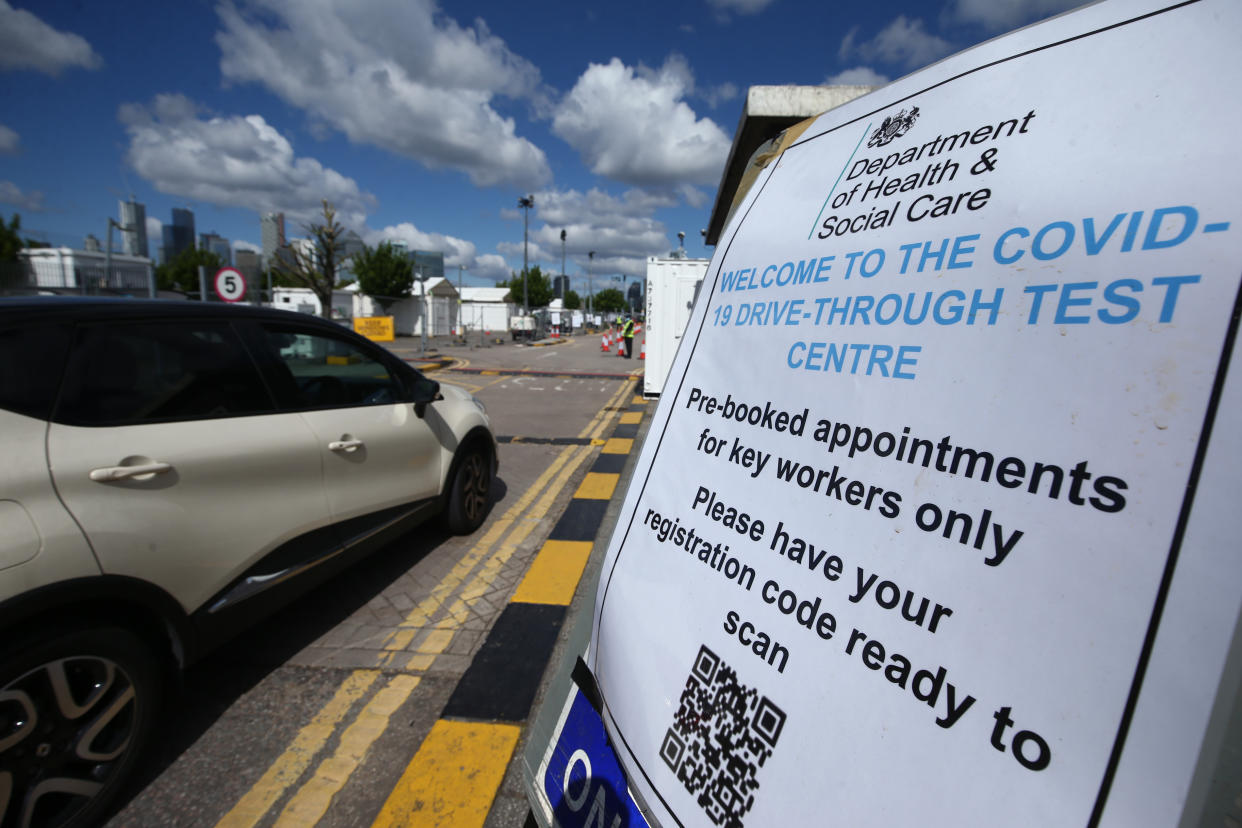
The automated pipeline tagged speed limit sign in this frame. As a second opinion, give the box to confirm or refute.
[213,267,247,302]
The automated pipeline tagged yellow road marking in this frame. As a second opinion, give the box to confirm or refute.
[370,720,521,828]
[214,670,381,828]
[480,370,499,375]
[275,675,421,827]
[574,472,619,500]
[417,628,454,655]
[619,411,641,424]
[510,540,594,605]
[632,395,647,405]
[602,437,633,454]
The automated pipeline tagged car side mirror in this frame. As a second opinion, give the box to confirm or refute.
[412,378,442,418]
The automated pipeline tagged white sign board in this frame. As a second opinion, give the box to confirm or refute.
[588,1,1242,826]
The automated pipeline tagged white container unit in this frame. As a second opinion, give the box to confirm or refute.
[642,256,708,398]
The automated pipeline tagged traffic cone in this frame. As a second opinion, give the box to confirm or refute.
[601,333,609,352]
[639,339,646,360]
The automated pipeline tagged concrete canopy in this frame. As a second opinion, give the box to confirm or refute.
[704,84,876,246]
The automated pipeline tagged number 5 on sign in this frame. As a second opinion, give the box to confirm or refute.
[213,266,247,303]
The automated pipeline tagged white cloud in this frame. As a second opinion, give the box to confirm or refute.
[365,222,484,273]
[705,0,777,15]
[839,16,954,71]
[146,216,163,247]
[514,188,678,280]
[215,0,550,189]
[233,239,261,253]
[119,94,375,229]
[552,56,731,189]
[826,67,891,87]
[948,0,1085,32]
[0,180,44,211]
[0,2,102,75]
[472,253,509,282]
[700,82,739,110]
[0,124,18,154]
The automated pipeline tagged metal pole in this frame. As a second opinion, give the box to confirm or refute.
[198,265,207,302]
[457,263,464,339]
[588,250,594,323]
[518,195,533,315]
[418,270,427,357]
[560,229,566,300]
[105,221,113,294]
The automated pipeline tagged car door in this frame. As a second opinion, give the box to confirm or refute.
[45,317,333,614]
[252,320,444,531]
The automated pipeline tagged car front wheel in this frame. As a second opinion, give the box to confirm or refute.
[445,446,493,534]
[0,626,161,828]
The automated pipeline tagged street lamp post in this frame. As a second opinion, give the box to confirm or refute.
[518,195,534,315]
[457,263,464,339]
[559,229,566,300]
[588,250,595,321]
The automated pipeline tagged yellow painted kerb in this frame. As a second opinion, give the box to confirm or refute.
[574,472,619,500]
[372,719,521,828]
[619,412,642,425]
[510,540,593,605]
[601,438,633,455]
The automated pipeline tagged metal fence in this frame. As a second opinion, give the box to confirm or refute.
[1,256,153,296]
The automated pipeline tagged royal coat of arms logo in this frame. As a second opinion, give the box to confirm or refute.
[867,106,920,148]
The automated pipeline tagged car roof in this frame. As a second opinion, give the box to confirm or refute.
[0,296,339,328]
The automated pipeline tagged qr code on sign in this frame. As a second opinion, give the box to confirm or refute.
[659,645,786,827]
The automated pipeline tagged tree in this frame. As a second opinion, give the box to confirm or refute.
[563,289,581,310]
[274,200,346,317]
[593,287,626,313]
[1,214,22,262]
[155,245,223,293]
[499,264,553,309]
[353,242,413,311]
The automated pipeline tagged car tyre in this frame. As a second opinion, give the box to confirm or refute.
[0,626,162,828]
[445,445,493,534]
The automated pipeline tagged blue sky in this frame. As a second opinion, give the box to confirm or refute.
[0,0,1083,292]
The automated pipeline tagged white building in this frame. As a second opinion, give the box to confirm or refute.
[271,285,355,319]
[459,287,516,334]
[18,247,154,295]
[353,278,459,336]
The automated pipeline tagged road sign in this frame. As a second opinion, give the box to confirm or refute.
[533,687,647,828]
[213,267,247,303]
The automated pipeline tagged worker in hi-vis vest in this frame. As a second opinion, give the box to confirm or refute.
[623,315,635,358]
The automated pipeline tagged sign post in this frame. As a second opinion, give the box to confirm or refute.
[572,2,1242,826]
[213,266,247,303]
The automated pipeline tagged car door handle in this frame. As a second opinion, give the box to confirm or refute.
[329,439,364,452]
[88,462,173,482]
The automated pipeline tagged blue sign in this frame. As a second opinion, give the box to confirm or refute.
[542,688,649,828]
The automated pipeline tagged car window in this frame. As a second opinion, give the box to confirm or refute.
[261,325,403,409]
[55,320,274,426]
[0,322,72,421]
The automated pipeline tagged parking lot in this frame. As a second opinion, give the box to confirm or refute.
[104,330,649,827]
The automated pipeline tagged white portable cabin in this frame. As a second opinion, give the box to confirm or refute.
[643,256,709,397]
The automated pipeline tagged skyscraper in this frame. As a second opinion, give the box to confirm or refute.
[261,212,285,269]
[118,198,148,258]
[162,207,195,262]
[199,232,231,265]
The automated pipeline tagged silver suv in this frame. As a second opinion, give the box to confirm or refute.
[0,297,497,827]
